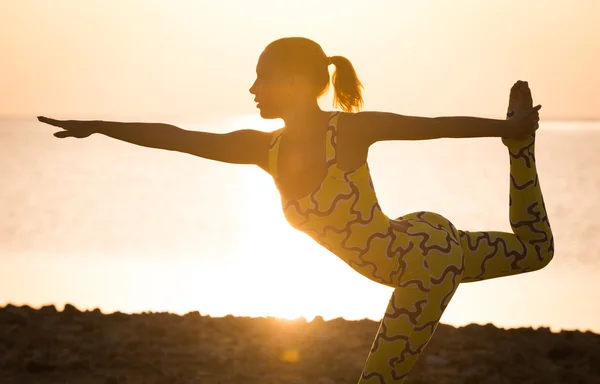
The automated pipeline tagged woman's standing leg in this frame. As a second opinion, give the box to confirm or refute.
[358,211,465,383]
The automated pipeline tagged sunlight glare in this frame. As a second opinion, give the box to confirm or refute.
[210,116,394,322]
[229,115,284,132]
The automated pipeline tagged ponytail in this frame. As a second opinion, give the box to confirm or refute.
[262,38,364,112]
[329,56,364,112]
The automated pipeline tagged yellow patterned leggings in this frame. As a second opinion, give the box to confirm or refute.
[359,134,554,383]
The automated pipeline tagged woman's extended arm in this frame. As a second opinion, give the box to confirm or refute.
[37,117,271,170]
[351,107,540,145]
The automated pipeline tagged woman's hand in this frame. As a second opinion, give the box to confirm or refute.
[505,105,541,139]
[37,116,97,139]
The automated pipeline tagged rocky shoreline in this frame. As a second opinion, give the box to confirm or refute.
[1,304,599,383]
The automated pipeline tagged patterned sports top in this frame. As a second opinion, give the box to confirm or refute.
[268,111,411,286]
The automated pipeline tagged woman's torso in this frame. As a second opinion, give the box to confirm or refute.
[269,111,411,286]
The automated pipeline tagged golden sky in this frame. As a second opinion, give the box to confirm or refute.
[1,0,599,121]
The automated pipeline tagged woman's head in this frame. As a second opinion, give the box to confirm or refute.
[249,37,363,119]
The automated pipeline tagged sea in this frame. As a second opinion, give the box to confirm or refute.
[1,117,599,333]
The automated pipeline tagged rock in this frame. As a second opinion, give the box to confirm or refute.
[2,324,22,339]
[110,311,131,323]
[85,308,103,320]
[80,320,99,334]
[460,365,491,384]
[39,304,58,316]
[23,351,57,373]
[315,377,337,384]
[64,356,91,371]
[147,323,167,338]
[0,304,599,383]
[1,305,31,326]
[183,311,202,323]
[547,340,576,360]
[424,354,451,367]
[63,303,81,316]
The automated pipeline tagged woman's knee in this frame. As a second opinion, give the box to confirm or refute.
[526,239,554,271]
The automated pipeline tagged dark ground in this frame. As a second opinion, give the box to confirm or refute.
[1,304,599,384]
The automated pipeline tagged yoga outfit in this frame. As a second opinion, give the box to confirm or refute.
[268,111,554,383]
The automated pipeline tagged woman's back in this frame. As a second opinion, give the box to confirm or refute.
[269,111,409,287]
[270,111,370,201]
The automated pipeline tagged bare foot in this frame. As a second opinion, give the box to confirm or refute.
[507,80,533,117]
[504,81,535,145]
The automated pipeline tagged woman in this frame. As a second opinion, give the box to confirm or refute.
[38,37,553,383]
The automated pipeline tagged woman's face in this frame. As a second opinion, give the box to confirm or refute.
[249,51,291,119]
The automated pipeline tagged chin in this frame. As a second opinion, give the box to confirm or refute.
[259,108,280,120]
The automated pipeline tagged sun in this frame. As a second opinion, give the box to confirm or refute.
[141,114,392,323]
[213,114,393,322]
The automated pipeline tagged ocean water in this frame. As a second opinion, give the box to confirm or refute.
[1,118,599,332]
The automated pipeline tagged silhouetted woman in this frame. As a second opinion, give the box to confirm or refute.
[38,37,553,383]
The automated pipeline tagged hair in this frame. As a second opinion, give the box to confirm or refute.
[264,37,364,112]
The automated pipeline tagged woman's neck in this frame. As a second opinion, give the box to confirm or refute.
[281,101,328,136]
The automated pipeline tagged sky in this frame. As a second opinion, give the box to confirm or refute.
[1,0,599,123]
[1,1,600,332]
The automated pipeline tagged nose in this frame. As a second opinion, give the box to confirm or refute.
[249,80,257,95]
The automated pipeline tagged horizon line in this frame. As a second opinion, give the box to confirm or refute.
[1,114,599,124]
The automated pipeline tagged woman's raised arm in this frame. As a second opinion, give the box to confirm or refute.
[37,116,271,170]
[349,106,541,145]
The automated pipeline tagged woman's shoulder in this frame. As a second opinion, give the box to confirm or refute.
[336,111,368,144]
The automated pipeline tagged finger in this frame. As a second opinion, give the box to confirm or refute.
[53,131,72,138]
[37,116,56,123]
[526,106,541,116]
[38,116,63,127]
